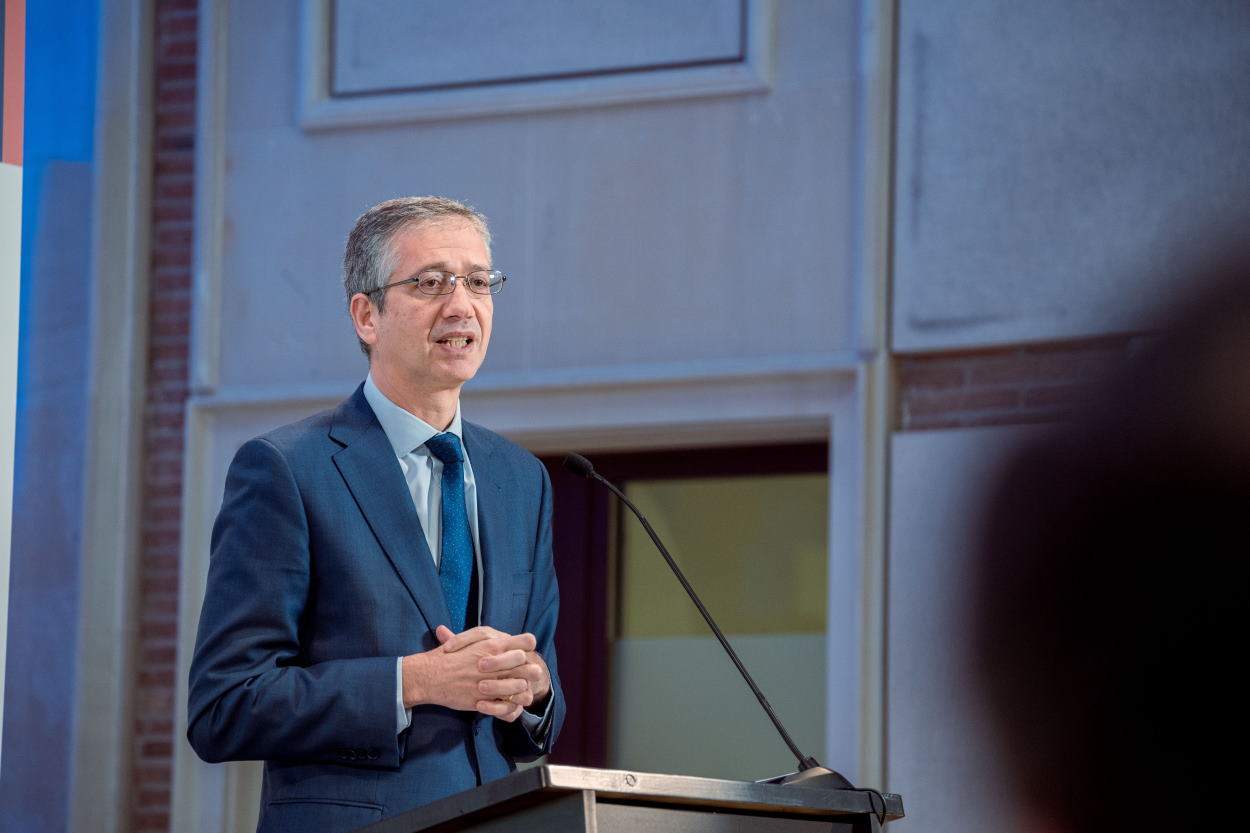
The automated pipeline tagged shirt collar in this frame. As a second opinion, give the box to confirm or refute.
[363,373,463,458]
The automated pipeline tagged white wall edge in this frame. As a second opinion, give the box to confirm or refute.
[69,1,155,830]
[826,0,898,789]
[825,369,867,780]
[298,0,776,131]
[173,404,238,833]
[0,164,22,783]
[189,0,226,393]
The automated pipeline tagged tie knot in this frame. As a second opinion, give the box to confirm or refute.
[424,432,464,465]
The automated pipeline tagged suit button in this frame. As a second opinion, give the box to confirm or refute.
[337,749,348,760]
[367,748,379,760]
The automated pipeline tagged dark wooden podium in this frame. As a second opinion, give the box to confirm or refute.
[353,765,904,833]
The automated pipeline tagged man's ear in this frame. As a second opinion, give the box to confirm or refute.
[349,293,380,349]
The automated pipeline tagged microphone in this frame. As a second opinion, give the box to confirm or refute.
[562,453,855,790]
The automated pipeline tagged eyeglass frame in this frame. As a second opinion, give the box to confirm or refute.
[373,269,507,297]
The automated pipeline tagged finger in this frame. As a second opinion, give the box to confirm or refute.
[434,625,455,645]
[476,699,526,722]
[478,648,530,673]
[485,661,543,683]
[471,631,535,655]
[510,661,545,683]
[440,625,508,653]
[484,690,534,710]
[474,632,536,663]
[527,658,551,701]
[477,677,530,699]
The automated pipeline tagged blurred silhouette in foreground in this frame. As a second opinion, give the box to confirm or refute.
[971,246,1250,833]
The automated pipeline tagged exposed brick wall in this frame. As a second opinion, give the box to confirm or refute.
[895,337,1138,431]
[131,1,197,831]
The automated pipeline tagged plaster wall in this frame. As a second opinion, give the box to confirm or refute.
[886,426,1034,832]
[893,0,1250,351]
[204,0,860,395]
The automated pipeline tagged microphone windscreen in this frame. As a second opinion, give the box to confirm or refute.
[562,453,595,479]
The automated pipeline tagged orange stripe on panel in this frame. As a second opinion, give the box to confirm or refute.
[2,0,24,166]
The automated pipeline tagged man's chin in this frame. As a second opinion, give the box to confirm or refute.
[430,359,484,387]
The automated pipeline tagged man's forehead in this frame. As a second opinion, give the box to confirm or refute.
[385,221,491,282]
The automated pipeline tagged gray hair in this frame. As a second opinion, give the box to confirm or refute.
[343,196,492,355]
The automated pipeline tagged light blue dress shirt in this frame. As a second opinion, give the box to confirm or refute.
[362,376,549,739]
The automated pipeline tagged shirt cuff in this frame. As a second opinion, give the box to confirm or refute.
[519,690,554,743]
[395,657,413,735]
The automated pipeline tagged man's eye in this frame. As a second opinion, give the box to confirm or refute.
[467,274,491,290]
[417,273,447,291]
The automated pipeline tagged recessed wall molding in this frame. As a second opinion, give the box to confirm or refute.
[185,358,859,453]
[299,0,775,129]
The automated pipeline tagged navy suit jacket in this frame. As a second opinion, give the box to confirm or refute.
[187,386,565,833]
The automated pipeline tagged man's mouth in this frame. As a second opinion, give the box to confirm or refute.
[437,336,473,349]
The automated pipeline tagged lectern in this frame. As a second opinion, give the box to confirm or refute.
[352,765,904,833]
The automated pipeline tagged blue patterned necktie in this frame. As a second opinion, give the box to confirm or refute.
[424,433,474,633]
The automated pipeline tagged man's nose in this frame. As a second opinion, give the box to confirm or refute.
[440,278,476,316]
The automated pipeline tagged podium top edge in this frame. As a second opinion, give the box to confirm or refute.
[351,764,904,833]
[534,764,904,819]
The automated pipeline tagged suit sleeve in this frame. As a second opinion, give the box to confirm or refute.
[499,461,567,760]
[186,438,402,768]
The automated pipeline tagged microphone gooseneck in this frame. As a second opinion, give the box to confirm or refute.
[560,453,854,789]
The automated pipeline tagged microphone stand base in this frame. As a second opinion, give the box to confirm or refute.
[761,766,855,790]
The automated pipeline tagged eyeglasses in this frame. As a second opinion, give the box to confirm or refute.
[376,270,507,296]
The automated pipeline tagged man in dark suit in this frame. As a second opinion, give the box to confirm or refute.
[188,197,564,833]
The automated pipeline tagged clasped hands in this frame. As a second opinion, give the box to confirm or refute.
[401,625,551,722]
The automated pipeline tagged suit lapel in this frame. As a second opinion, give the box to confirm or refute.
[330,386,452,633]
[463,421,511,629]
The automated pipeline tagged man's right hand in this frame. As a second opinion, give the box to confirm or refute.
[401,626,542,721]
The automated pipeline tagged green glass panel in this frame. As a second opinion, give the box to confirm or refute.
[618,474,828,638]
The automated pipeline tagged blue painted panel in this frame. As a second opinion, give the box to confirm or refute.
[1,1,99,830]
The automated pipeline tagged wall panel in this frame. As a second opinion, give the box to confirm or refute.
[893,0,1250,351]
[886,427,1033,831]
